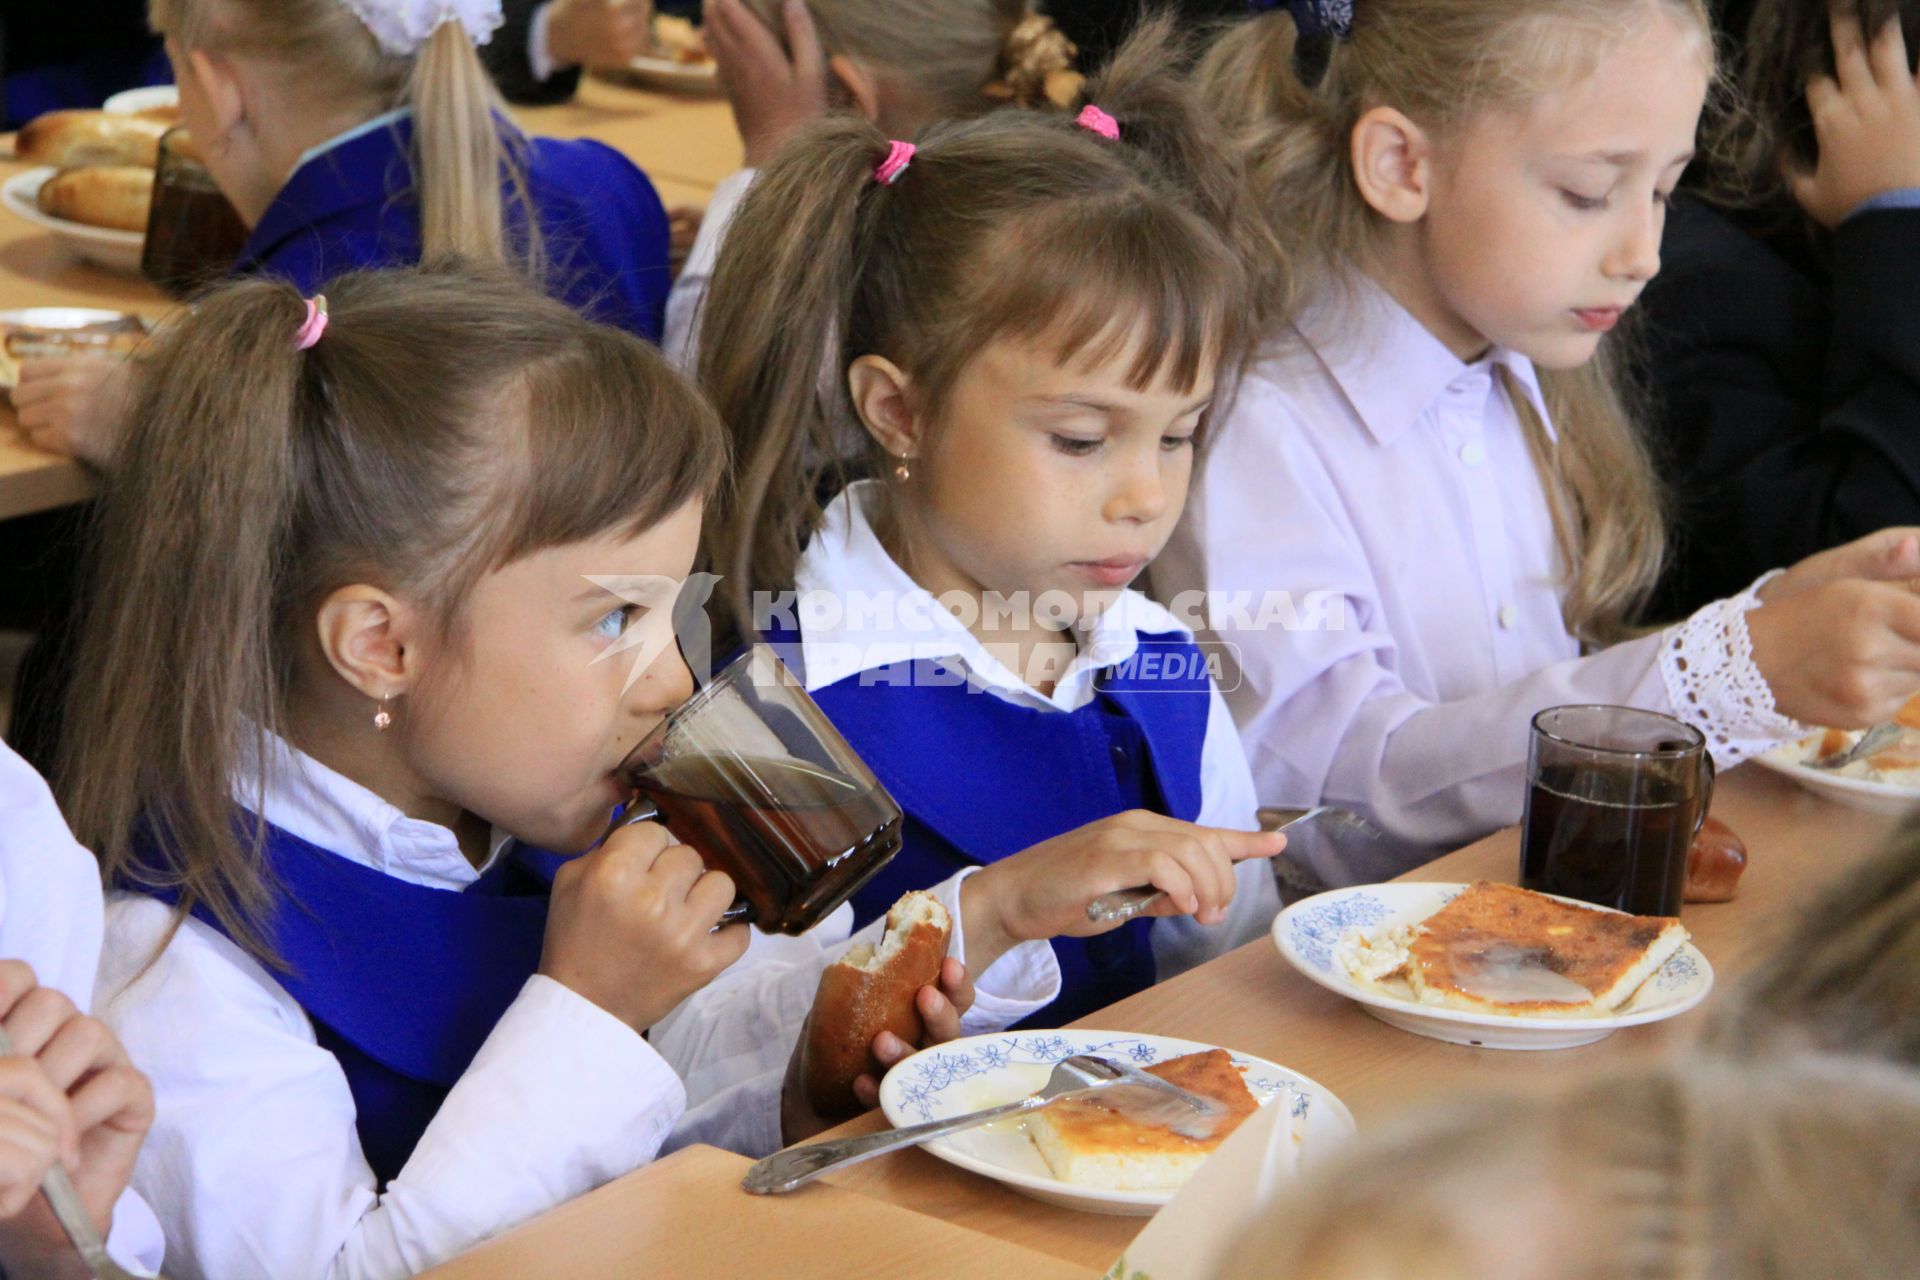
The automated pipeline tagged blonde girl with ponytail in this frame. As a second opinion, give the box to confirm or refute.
[665,0,1079,364]
[19,0,671,464]
[1160,0,1920,886]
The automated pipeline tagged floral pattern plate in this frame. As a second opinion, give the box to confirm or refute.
[875,1030,1354,1216]
[1272,882,1715,1050]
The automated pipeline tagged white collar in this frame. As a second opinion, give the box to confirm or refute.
[235,729,512,890]
[1293,275,1553,448]
[790,481,1191,713]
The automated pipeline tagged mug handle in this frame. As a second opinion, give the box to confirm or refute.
[601,795,757,929]
[1693,750,1717,839]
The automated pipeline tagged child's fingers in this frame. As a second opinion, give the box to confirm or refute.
[0,1072,75,1170]
[65,1065,154,1141]
[935,956,974,1017]
[0,962,41,1023]
[0,987,80,1060]
[850,1073,881,1111]
[0,1114,61,1216]
[34,1015,127,1094]
[1830,3,1871,91]
[1141,851,1200,915]
[783,0,824,84]
[915,983,964,1043]
[1869,11,1913,93]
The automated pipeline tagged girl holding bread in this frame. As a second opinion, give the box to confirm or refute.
[13,0,671,464]
[1159,0,1920,886]
[699,20,1289,1029]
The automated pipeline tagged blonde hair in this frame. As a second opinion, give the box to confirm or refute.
[150,0,537,269]
[1218,1051,1920,1280]
[56,265,726,965]
[698,17,1271,633]
[1197,0,1715,641]
[737,0,1076,114]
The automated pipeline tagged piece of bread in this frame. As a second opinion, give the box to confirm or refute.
[17,110,167,168]
[1685,817,1747,903]
[1029,1049,1259,1191]
[36,166,154,233]
[0,323,145,387]
[1340,882,1688,1018]
[800,890,949,1117]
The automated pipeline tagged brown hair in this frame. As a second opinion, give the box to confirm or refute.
[1217,1051,1920,1280]
[1710,0,1920,212]
[698,15,1271,631]
[57,264,726,964]
[150,0,538,269]
[736,0,1077,116]
[1197,0,1715,641]
[1706,810,1920,1067]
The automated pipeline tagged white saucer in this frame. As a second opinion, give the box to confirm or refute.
[877,1029,1354,1216]
[1,169,145,274]
[1273,882,1714,1050]
[102,85,180,116]
[1753,744,1920,816]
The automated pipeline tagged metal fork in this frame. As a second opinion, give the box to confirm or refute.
[1086,805,1380,923]
[0,1026,156,1280]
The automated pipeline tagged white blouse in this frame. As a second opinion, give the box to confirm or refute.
[99,732,1056,1280]
[0,739,164,1276]
[1156,284,1798,886]
[788,482,1282,979]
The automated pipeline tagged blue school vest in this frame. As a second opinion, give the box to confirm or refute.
[233,115,671,340]
[129,820,564,1187]
[772,627,1212,1028]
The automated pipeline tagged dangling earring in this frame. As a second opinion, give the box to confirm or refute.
[894,455,913,482]
[373,694,393,732]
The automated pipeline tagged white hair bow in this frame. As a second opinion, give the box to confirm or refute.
[337,0,506,57]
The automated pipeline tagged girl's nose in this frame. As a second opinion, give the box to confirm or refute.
[1605,202,1664,282]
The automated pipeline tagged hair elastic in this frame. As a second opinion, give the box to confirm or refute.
[294,295,329,351]
[1075,104,1120,140]
[1250,0,1355,41]
[873,140,917,186]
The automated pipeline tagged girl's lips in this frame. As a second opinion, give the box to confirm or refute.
[1072,557,1148,587]
[1573,307,1623,332]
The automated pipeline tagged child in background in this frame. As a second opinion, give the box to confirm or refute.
[15,0,671,464]
[0,740,160,1279]
[1163,0,1920,886]
[667,0,1076,364]
[699,20,1288,1028]
[1637,2,1920,615]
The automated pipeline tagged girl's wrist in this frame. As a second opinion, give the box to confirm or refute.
[958,870,1018,976]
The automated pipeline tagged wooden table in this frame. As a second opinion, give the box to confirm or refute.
[0,77,743,522]
[413,763,1902,1276]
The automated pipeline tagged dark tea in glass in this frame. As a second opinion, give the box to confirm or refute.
[1519,705,1713,917]
[141,127,249,299]
[612,646,901,936]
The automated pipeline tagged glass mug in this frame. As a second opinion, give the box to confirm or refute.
[604,645,903,936]
[1519,705,1715,918]
[140,127,249,300]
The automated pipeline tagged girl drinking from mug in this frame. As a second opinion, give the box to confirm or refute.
[1161,0,1920,885]
[700,22,1289,1028]
[15,0,671,464]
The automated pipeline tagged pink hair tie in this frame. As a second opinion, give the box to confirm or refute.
[1076,105,1120,141]
[294,295,329,351]
[873,140,916,186]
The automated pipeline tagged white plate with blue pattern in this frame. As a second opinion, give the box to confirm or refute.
[1273,882,1715,1051]
[876,1029,1355,1215]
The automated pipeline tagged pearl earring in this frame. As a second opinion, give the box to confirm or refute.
[373,695,392,732]
[894,456,913,482]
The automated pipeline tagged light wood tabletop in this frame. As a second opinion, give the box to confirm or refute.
[0,75,743,523]
[414,762,1903,1276]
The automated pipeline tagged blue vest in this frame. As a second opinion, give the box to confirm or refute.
[234,115,671,340]
[130,820,565,1187]
[776,627,1212,1028]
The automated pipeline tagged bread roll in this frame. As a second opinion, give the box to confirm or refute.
[36,166,154,233]
[17,110,167,168]
[800,891,950,1118]
[1684,817,1747,903]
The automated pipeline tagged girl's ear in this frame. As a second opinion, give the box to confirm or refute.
[184,46,248,145]
[1351,105,1433,223]
[847,355,923,460]
[314,585,425,701]
[828,53,883,123]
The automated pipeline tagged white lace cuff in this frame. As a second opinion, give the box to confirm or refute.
[1656,570,1806,764]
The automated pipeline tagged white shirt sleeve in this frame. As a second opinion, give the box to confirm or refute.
[99,897,685,1280]
[662,167,758,370]
[655,868,1060,1156]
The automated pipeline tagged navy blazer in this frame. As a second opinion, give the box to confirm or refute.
[235,114,671,340]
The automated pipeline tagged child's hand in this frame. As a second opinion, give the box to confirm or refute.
[1760,529,1920,603]
[0,960,154,1280]
[1749,576,1920,727]
[1785,7,1920,230]
[545,0,654,72]
[539,823,750,1033]
[959,813,1287,976]
[780,957,973,1142]
[11,357,136,468]
[708,0,829,167]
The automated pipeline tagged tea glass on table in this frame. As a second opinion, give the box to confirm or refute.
[606,644,903,936]
[140,127,249,300]
[1519,704,1714,917]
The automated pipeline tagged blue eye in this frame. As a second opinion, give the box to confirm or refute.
[1049,434,1103,457]
[594,606,634,640]
[1560,189,1608,212]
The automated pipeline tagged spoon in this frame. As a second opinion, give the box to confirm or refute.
[741,1054,1216,1195]
[1807,722,1902,771]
